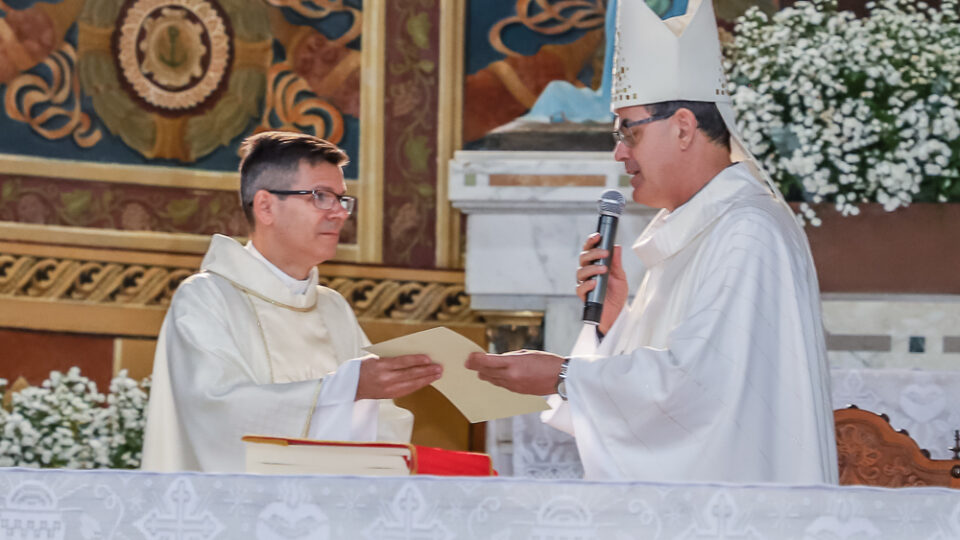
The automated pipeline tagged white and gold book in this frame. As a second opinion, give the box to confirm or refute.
[242,435,496,476]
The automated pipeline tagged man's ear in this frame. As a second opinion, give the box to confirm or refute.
[251,190,276,227]
[674,108,698,150]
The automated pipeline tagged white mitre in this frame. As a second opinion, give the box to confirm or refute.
[611,0,783,199]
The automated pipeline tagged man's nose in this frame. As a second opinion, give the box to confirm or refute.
[613,140,630,161]
[326,205,349,221]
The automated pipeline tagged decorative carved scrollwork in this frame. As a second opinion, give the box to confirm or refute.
[0,251,481,323]
[319,276,476,323]
[835,406,960,488]
[0,254,191,306]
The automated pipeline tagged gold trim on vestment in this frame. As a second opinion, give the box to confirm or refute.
[238,288,277,384]
[205,270,317,312]
[302,380,325,438]
[207,270,320,385]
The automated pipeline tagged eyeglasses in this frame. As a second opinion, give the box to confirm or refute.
[266,189,356,215]
[612,112,675,147]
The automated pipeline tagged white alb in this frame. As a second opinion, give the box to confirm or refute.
[142,235,412,472]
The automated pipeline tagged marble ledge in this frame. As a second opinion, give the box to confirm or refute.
[452,149,614,166]
[470,294,554,312]
[452,199,657,215]
[449,150,630,204]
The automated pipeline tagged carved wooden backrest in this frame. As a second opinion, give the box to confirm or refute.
[835,406,960,488]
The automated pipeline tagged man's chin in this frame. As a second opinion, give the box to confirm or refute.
[311,236,340,264]
[629,177,644,202]
[630,185,657,207]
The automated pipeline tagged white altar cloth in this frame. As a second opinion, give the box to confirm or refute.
[1,468,960,539]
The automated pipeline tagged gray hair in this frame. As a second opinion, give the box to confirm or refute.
[238,131,349,224]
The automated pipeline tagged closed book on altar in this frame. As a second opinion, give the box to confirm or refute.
[242,435,496,477]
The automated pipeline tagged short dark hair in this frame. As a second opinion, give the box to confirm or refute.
[238,131,349,224]
[644,101,730,149]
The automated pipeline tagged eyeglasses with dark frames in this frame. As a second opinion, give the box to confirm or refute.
[612,112,676,147]
[266,188,356,215]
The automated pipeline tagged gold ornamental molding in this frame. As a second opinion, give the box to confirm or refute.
[0,153,239,191]
[358,0,386,264]
[0,241,492,338]
[435,0,466,269]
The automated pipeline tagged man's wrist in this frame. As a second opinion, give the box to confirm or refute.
[556,357,570,400]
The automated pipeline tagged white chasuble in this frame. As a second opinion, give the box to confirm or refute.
[142,235,412,472]
[544,164,838,484]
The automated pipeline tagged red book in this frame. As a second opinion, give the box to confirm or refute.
[242,435,496,476]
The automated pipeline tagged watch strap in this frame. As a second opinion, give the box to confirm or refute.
[556,357,570,400]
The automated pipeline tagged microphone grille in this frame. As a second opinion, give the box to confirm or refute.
[597,189,626,216]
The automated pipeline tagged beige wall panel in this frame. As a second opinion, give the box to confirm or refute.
[0,298,166,337]
[114,338,158,382]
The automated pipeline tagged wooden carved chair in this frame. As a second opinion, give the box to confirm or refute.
[835,406,960,488]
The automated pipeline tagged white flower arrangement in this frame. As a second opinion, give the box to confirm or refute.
[0,368,148,469]
[724,0,960,225]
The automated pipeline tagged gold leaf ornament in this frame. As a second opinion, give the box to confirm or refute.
[1,181,16,202]
[403,135,430,175]
[164,198,200,225]
[59,189,93,221]
[406,13,431,50]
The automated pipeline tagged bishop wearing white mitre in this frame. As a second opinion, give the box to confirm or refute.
[467,0,838,484]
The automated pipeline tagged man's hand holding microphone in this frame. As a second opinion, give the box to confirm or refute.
[464,189,629,397]
[576,233,629,336]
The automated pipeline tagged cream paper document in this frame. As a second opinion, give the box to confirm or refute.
[364,327,549,423]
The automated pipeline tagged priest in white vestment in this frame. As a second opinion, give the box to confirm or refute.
[142,133,442,472]
[466,0,838,484]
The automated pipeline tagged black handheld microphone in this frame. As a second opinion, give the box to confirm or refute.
[583,189,626,325]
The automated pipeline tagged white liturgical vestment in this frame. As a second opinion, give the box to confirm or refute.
[142,235,413,472]
[544,163,838,484]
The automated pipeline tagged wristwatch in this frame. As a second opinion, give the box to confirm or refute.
[556,357,570,401]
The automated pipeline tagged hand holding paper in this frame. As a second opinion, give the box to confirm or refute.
[465,350,566,397]
[364,328,548,423]
[355,354,442,400]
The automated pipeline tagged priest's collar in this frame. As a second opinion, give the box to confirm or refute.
[631,162,769,267]
[245,241,313,296]
[200,234,318,310]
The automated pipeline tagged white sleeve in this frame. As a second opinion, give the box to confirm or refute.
[309,290,413,442]
[541,323,610,435]
[306,356,380,441]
